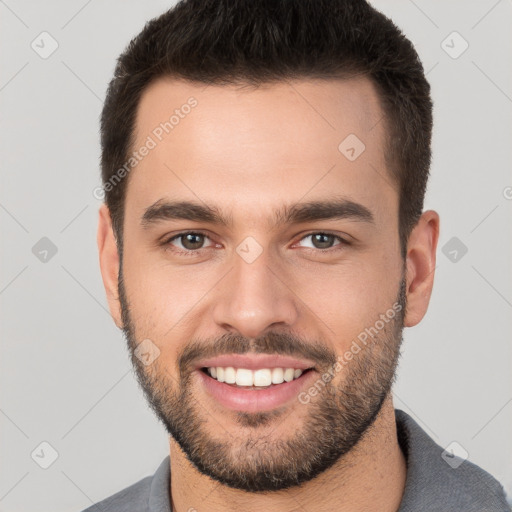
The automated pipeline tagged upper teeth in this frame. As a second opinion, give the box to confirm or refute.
[207,367,304,386]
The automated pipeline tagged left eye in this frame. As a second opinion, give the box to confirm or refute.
[296,233,344,250]
[167,232,215,251]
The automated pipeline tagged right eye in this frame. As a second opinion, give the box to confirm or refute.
[164,231,217,255]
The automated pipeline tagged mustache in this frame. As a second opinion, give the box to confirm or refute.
[178,331,337,376]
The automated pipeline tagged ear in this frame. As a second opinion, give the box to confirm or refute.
[404,210,440,327]
[97,204,123,328]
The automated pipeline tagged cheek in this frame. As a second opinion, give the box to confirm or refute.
[290,261,401,349]
[121,252,216,346]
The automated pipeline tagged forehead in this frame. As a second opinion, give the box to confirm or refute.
[126,76,396,224]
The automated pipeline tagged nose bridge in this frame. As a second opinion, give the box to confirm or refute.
[212,245,297,338]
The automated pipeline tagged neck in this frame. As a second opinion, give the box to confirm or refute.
[168,396,406,512]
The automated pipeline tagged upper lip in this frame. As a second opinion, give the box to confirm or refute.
[195,354,316,371]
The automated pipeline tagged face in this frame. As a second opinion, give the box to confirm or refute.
[105,77,412,491]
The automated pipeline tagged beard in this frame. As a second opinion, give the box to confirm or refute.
[118,267,406,493]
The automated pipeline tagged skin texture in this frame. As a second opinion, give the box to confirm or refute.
[98,77,439,511]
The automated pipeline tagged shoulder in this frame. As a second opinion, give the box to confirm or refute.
[80,475,152,512]
[79,456,171,512]
[396,409,510,512]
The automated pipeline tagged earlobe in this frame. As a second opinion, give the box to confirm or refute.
[97,204,123,329]
[403,210,440,327]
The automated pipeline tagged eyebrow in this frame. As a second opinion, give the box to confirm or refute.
[141,197,375,230]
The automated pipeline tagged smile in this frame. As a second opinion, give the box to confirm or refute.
[197,366,316,413]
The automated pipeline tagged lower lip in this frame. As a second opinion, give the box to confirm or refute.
[197,369,316,413]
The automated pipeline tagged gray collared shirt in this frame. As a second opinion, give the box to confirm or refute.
[82,409,510,511]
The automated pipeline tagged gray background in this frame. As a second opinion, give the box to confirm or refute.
[1,1,511,510]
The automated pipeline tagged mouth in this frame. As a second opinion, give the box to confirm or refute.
[194,355,318,413]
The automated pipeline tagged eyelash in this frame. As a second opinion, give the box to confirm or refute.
[162,230,349,256]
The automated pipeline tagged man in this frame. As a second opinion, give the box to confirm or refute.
[88,0,510,510]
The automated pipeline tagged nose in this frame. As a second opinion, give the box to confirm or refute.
[212,247,299,339]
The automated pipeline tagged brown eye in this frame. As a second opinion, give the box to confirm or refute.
[179,233,205,250]
[297,233,343,250]
[167,232,213,252]
[310,233,337,249]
